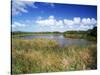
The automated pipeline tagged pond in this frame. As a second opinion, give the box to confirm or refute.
[19,34,94,47]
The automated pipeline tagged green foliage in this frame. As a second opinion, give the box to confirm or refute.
[12,31,62,37]
[87,26,97,37]
[63,26,97,41]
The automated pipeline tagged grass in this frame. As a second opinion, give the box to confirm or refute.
[63,34,84,38]
[63,33,97,41]
[12,32,62,38]
[12,38,97,74]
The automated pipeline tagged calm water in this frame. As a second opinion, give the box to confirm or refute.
[19,34,93,47]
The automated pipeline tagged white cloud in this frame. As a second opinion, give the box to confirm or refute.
[64,17,96,26]
[73,17,81,25]
[63,19,74,25]
[12,22,26,28]
[90,18,97,25]
[48,15,55,19]
[82,18,90,25]
[12,0,37,15]
[36,15,65,31]
[36,15,64,29]
[56,20,63,26]
[36,15,56,26]
[81,18,97,25]
[36,16,97,31]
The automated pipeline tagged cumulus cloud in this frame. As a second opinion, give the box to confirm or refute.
[63,19,74,25]
[64,17,96,26]
[82,18,97,25]
[12,0,37,15]
[36,15,64,29]
[36,16,97,31]
[36,15,55,26]
[73,17,81,25]
[36,16,97,27]
[12,22,26,28]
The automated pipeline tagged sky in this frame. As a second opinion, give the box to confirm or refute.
[11,1,97,32]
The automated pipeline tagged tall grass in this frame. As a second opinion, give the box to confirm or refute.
[63,34,97,41]
[12,38,97,74]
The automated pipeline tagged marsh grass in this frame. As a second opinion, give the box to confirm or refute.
[12,38,97,74]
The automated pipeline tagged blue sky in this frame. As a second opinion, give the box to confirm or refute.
[12,1,97,32]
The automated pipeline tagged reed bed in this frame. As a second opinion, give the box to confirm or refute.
[12,38,97,74]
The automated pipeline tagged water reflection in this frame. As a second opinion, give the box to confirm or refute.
[19,34,93,47]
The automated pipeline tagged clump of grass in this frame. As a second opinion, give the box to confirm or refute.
[12,38,97,74]
[63,34,84,39]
